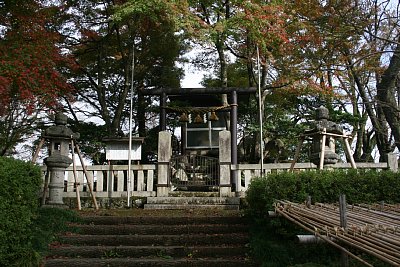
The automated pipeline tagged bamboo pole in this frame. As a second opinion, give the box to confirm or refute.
[276,200,400,265]
[275,205,374,267]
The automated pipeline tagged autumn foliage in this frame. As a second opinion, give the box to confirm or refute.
[0,1,76,115]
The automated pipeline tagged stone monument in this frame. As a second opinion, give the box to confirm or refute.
[307,106,342,166]
[43,113,79,207]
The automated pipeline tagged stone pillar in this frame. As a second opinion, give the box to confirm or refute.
[219,130,233,197]
[157,131,171,197]
[160,92,167,131]
[43,113,76,207]
[387,153,398,172]
[230,91,238,189]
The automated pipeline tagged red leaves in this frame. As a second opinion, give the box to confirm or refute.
[0,1,75,115]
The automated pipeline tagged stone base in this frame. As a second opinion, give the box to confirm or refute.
[42,203,69,209]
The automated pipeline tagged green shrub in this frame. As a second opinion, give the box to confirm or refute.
[0,157,42,266]
[246,169,400,266]
[246,169,400,215]
[32,207,80,257]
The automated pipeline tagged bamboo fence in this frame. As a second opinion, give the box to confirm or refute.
[275,201,400,266]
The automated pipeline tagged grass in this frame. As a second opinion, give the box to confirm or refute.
[31,207,81,263]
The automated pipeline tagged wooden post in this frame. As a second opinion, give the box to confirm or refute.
[31,138,45,163]
[70,139,81,210]
[41,171,50,206]
[290,136,304,172]
[73,141,99,210]
[343,133,357,169]
[339,194,349,267]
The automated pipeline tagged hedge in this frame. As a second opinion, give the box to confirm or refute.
[246,169,400,215]
[246,169,399,266]
[0,157,42,266]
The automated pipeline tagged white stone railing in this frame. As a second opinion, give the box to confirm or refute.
[41,164,157,199]
[233,161,392,196]
[41,158,396,200]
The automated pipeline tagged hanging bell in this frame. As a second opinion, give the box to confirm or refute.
[194,114,204,123]
[209,111,219,121]
[179,112,189,122]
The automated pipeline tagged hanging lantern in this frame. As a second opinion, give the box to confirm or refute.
[194,114,204,123]
[179,112,189,123]
[209,111,219,121]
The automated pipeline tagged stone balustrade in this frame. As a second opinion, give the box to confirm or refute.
[40,155,396,202]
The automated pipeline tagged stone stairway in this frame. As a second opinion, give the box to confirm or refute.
[44,211,257,267]
[144,191,240,210]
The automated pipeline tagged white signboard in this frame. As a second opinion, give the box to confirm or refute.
[105,141,142,161]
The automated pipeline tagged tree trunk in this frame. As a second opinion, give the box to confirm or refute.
[377,41,400,151]
[347,59,390,162]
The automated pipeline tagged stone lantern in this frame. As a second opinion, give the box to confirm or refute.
[307,106,342,167]
[43,113,79,207]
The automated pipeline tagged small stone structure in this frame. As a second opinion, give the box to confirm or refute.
[43,113,79,207]
[307,106,342,166]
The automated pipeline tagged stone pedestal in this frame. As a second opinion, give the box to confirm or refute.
[44,154,72,206]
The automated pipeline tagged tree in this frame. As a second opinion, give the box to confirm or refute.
[0,0,75,156]
[59,0,184,162]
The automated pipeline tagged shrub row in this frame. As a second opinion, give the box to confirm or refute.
[246,169,400,215]
[246,169,399,266]
[0,157,42,266]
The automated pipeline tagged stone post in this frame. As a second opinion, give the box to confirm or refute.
[387,153,398,172]
[219,130,233,197]
[43,113,76,207]
[157,131,171,197]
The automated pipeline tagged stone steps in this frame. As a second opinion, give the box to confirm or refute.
[76,224,248,235]
[44,258,255,267]
[46,245,248,258]
[44,212,257,267]
[144,196,240,210]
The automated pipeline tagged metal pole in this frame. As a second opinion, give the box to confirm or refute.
[127,42,135,207]
[256,47,264,174]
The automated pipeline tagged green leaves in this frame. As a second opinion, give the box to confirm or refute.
[246,169,400,216]
[0,157,42,266]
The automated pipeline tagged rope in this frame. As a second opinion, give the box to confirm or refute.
[162,105,230,114]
